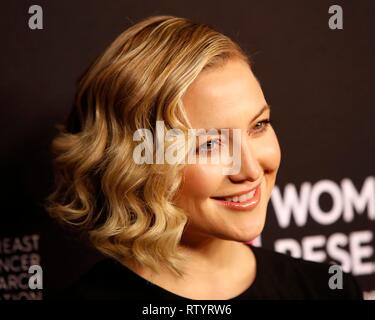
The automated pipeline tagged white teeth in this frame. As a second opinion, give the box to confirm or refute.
[239,194,247,202]
[224,189,256,202]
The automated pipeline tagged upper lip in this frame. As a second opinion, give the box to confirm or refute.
[213,183,261,198]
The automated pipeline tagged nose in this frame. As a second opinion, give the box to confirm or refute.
[229,134,262,183]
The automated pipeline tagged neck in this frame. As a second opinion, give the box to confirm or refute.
[122,235,256,299]
[179,233,248,274]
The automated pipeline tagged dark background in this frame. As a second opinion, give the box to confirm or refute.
[0,0,374,299]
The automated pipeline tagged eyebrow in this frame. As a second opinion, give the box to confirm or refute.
[195,104,271,135]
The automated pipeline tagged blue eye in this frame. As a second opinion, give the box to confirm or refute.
[253,119,271,133]
[198,139,221,152]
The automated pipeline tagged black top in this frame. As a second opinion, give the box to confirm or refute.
[58,245,363,300]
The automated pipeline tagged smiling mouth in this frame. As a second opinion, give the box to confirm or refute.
[211,184,261,211]
[212,188,256,203]
[211,183,260,202]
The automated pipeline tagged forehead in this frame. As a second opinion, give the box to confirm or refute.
[182,59,267,129]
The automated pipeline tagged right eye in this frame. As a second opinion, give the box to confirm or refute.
[197,138,221,152]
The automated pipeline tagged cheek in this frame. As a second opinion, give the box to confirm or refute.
[260,128,281,171]
[179,164,223,199]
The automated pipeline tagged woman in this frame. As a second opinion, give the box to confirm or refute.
[46,15,362,300]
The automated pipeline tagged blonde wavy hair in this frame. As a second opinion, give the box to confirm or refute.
[46,15,250,277]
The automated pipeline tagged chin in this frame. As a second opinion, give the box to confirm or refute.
[216,224,264,244]
[235,218,266,243]
[240,231,263,243]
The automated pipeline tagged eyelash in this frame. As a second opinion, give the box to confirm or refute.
[197,118,271,152]
[250,118,271,135]
[197,138,222,153]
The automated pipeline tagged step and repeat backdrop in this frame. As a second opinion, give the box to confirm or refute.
[1,0,374,300]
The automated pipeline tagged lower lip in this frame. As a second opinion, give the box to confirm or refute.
[211,185,261,211]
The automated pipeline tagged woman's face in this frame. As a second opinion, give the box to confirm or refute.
[175,58,281,244]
